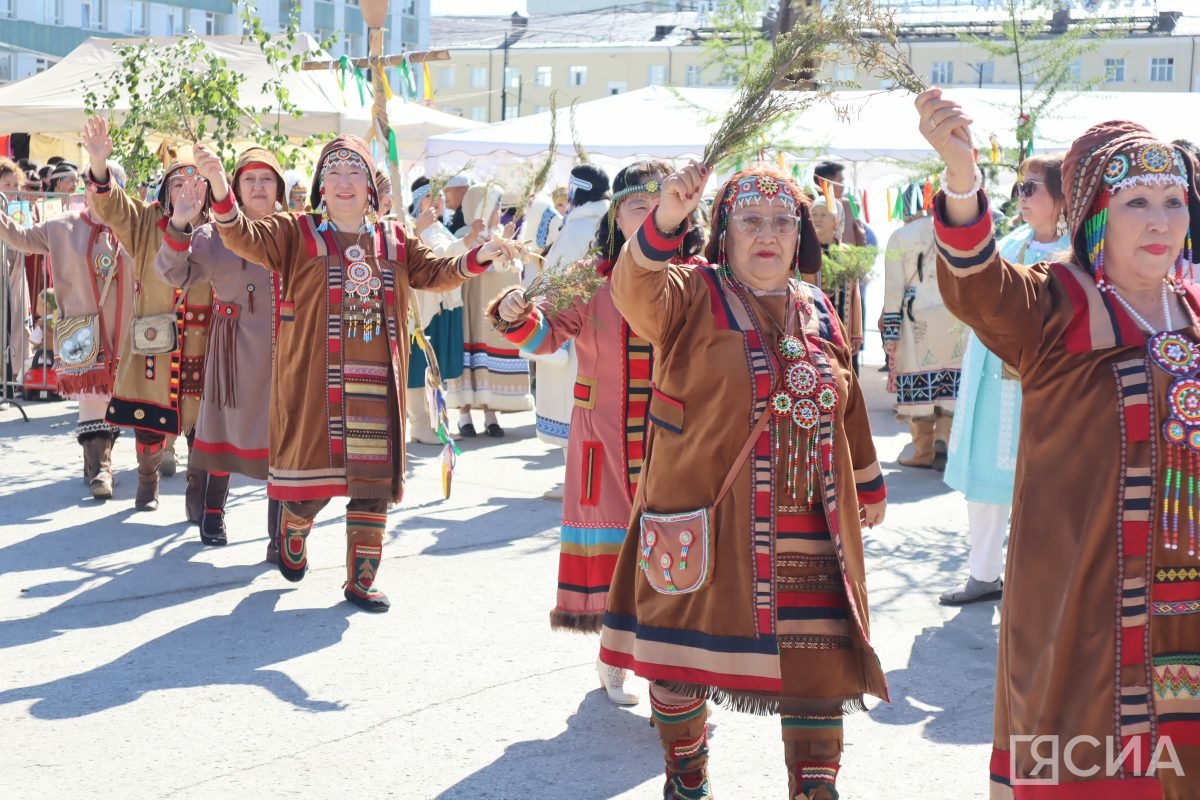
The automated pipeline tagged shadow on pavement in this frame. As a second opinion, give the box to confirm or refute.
[868,604,999,745]
[0,589,351,718]
[400,497,559,558]
[434,690,661,800]
[0,523,274,650]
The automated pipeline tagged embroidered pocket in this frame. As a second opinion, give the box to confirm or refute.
[573,376,597,409]
[647,384,685,434]
[638,507,713,594]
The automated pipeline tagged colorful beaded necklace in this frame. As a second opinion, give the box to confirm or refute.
[1120,282,1200,557]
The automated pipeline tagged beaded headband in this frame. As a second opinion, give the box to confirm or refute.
[320,148,368,177]
[720,174,799,216]
[411,184,431,209]
[610,180,662,205]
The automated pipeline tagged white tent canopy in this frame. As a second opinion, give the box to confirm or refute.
[424,85,1200,186]
[0,34,482,156]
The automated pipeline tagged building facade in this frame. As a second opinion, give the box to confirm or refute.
[0,0,431,86]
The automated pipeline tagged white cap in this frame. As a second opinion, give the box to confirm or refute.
[446,174,470,189]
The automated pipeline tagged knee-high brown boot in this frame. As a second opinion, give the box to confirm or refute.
[134,437,165,511]
[897,418,935,468]
[278,503,314,583]
[932,411,953,472]
[344,508,390,612]
[184,467,207,524]
[199,472,231,546]
[650,685,712,800]
[782,711,843,800]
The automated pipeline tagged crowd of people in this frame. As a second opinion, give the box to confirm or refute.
[3,86,1199,797]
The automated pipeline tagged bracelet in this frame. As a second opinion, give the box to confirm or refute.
[652,212,687,239]
[940,168,983,200]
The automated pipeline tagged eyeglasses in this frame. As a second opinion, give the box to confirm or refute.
[1016,180,1045,199]
[728,213,802,236]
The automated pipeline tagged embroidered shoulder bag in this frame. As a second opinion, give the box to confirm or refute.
[57,227,120,372]
[131,288,186,356]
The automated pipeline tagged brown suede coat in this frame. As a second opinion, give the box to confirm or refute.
[935,201,1200,799]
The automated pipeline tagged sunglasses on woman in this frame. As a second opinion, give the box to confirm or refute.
[1016,180,1044,199]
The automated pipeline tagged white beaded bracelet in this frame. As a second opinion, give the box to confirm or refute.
[940,168,983,200]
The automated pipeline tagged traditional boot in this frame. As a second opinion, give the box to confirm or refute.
[265,498,281,564]
[80,435,98,485]
[897,418,935,468]
[199,472,231,546]
[650,688,712,800]
[783,711,843,800]
[277,505,313,582]
[160,435,178,477]
[134,439,165,511]
[405,387,442,445]
[184,467,207,524]
[344,510,390,612]
[89,430,117,500]
[932,412,953,472]
[597,657,639,705]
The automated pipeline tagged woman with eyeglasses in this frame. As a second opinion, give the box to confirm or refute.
[940,155,1069,607]
[597,165,888,800]
[920,86,1200,796]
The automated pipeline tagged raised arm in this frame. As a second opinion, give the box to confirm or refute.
[488,284,588,357]
[82,116,154,254]
[155,177,214,288]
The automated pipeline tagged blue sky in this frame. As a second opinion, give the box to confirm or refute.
[430,0,527,15]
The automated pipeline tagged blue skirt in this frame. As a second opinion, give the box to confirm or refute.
[407,307,464,389]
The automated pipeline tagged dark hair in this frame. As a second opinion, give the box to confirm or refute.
[813,160,845,182]
[1019,154,1065,206]
[593,160,704,262]
[568,163,610,207]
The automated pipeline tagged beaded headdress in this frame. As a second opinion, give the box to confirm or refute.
[1081,141,1192,290]
[156,160,204,217]
[707,170,822,275]
[309,135,380,228]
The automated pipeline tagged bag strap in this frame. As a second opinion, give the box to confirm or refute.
[96,256,117,310]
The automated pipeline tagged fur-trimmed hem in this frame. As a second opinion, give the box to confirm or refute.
[656,680,868,717]
[549,608,604,633]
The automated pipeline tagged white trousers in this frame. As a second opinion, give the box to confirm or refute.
[77,394,110,423]
[967,501,1009,583]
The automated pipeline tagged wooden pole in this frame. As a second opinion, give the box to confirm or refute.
[300,49,450,71]
[365,25,407,222]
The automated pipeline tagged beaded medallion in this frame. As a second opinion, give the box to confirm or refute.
[342,243,383,342]
[1148,330,1200,557]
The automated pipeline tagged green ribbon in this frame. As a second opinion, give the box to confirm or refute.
[399,60,414,102]
[892,188,904,220]
[354,67,367,106]
[846,194,861,220]
[387,128,399,166]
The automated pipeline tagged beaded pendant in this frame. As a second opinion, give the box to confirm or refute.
[769,327,839,505]
[1149,330,1200,557]
[343,244,383,343]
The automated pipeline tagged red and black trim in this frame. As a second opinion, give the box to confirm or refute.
[105,395,180,435]
[855,474,886,506]
[931,191,996,269]
[636,208,690,261]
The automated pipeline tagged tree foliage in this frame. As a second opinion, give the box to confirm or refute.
[702,0,773,85]
[82,1,336,184]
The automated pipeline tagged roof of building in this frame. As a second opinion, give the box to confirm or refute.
[430,10,713,49]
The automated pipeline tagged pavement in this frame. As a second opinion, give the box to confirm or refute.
[0,348,997,800]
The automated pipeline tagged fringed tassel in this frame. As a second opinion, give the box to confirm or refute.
[208,312,238,410]
[656,681,868,717]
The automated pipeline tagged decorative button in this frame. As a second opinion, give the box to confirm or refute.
[133,409,145,420]
[644,530,657,546]
[678,531,693,546]
[659,552,672,569]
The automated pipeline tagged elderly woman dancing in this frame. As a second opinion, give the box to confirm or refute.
[598,162,889,800]
[919,87,1200,797]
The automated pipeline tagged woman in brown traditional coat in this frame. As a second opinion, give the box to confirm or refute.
[195,136,523,612]
[156,147,285,552]
[82,116,213,512]
[598,163,889,800]
[0,162,131,498]
[918,87,1200,798]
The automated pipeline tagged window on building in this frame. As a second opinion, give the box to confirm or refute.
[685,64,701,87]
[470,67,487,89]
[533,104,550,114]
[51,0,64,25]
[469,106,488,122]
[832,64,855,84]
[930,60,953,85]
[129,1,147,34]
[607,81,627,95]
[164,9,175,35]
[504,67,520,89]
[534,66,552,88]
[205,12,221,36]
[1151,57,1175,83]
[968,61,995,85]
[1068,58,1083,82]
[0,0,11,20]
[1104,57,1126,83]
[35,58,52,74]
[569,66,587,87]
[504,104,518,119]
[439,67,456,89]
[0,54,14,83]
[648,64,668,86]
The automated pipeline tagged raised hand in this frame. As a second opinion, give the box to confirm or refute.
[478,235,524,266]
[193,145,230,202]
[81,117,113,183]
[654,160,710,233]
[915,88,976,186]
[415,203,439,234]
[497,290,531,323]
[170,176,207,231]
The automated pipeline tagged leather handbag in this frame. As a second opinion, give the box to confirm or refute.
[55,265,117,371]
[131,290,186,356]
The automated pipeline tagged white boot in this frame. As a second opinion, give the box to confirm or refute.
[597,656,639,706]
[405,388,442,445]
